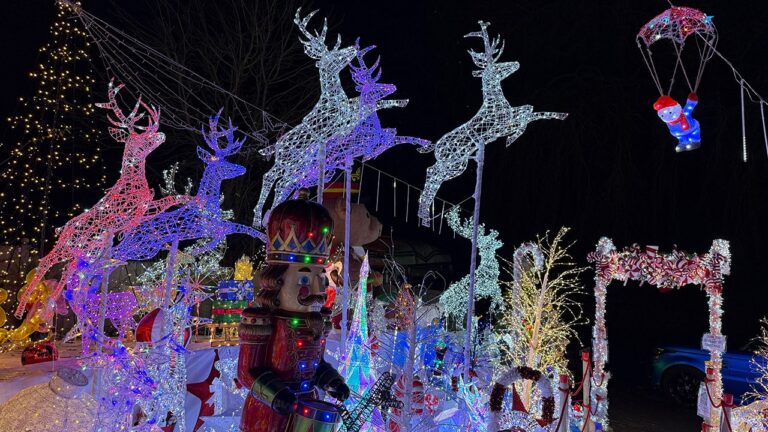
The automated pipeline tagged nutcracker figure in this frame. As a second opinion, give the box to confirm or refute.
[238,190,350,432]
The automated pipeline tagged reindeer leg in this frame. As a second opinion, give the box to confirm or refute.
[15,249,62,317]
[144,195,192,217]
[418,159,468,227]
[375,99,409,111]
[253,167,280,227]
[272,176,299,209]
[395,134,433,153]
[418,163,443,227]
[222,221,267,242]
[185,236,222,257]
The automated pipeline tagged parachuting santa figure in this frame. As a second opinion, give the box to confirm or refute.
[238,189,350,432]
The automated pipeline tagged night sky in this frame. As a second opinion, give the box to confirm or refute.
[2,0,768,384]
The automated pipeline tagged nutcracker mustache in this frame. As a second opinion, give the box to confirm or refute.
[298,294,326,306]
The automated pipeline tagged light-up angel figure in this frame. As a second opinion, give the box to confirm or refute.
[439,207,503,326]
[252,9,358,226]
[654,93,701,152]
[16,81,189,317]
[417,22,566,226]
[114,113,264,262]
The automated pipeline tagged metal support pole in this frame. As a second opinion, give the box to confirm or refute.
[463,144,484,378]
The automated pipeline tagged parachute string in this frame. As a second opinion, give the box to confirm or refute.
[694,31,767,106]
[760,103,768,158]
[637,42,664,95]
[670,42,694,94]
[741,80,748,162]
[693,31,716,92]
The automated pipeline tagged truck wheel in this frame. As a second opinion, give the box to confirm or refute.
[661,366,704,406]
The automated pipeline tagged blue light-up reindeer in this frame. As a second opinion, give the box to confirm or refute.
[114,113,264,262]
[326,41,431,170]
[418,22,567,226]
[252,9,358,226]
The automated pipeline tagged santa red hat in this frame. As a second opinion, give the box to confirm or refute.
[653,95,679,111]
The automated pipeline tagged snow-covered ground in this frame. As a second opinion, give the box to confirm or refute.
[0,342,83,405]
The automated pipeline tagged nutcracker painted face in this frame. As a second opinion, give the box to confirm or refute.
[277,264,330,313]
[259,191,335,312]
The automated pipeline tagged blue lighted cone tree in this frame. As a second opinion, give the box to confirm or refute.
[417,21,567,376]
[341,254,375,394]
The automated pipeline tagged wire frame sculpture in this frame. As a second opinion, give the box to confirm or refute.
[15,81,189,317]
[114,112,265,262]
[252,8,358,226]
[439,207,503,326]
[326,40,431,171]
[417,21,567,226]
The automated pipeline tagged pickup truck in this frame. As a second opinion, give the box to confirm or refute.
[652,342,763,405]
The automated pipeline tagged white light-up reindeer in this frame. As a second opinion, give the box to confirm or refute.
[252,9,358,227]
[418,21,567,226]
[439,207,503,326]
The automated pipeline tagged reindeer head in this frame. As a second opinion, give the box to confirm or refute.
[350,39,397,106]
[295,8,356,76]
[96,79,165,159]
[465,21,519,83]
[197,110,246,181]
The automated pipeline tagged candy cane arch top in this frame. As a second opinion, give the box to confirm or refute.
[587,237,730,429]
[16,81,189,317]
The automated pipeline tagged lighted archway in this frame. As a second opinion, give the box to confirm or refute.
[586,237,730,429]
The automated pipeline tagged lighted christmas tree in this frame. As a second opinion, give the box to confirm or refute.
[342,254,375,394]
[0,1,104,300]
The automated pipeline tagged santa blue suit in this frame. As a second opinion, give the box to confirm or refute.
[664,97,700,152]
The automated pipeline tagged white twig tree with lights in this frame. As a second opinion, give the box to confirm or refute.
[496,227,587,408]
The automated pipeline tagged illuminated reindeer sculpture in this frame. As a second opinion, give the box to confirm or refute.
[16,81,189,317]
[114,113,265,262]
[417,22,567,226]
[294,41,431,192]
[326,41,431,170]
[252,9,358,226]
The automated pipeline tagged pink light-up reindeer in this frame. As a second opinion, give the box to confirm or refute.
[417,22,567,226]
[15,81,189,317]
[113,113,265,262]
[252,9,358,227]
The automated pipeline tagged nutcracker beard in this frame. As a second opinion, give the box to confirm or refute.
[237,263,349,432]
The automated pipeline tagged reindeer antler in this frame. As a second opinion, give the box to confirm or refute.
[350,38,381,85]
[96,79,160,142]
[464,21,506,69]
[294,8,340,59]
[202,109,245,157]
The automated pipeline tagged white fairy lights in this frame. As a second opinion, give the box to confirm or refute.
[417,21,566,226]
[252,8,358,225]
